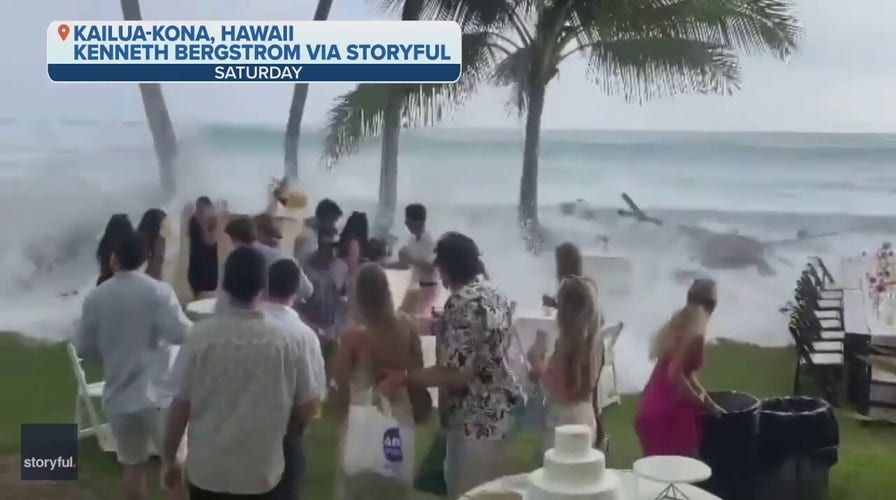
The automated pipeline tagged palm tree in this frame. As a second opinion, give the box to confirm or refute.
[324,0,801,250]
[283,0,336,181]
[323,2,495,237]
[120,0,179,197]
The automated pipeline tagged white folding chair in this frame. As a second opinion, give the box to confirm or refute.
[66,343,117,452]
[597,322,624,410]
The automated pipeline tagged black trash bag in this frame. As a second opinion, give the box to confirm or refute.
[700,391,761,500]
[759,396,840,470]
[413,433,446,496]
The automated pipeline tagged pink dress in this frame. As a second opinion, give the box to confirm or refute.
[634,342,705,457]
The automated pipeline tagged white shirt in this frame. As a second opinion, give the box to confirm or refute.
[172,307,315,494]
[75,271,191,416]
[405,230,437,284]
[262,302,327,402]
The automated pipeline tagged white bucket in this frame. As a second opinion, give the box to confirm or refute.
[582,255,633,296]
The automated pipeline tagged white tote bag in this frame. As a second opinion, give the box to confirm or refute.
[341,397,415,484]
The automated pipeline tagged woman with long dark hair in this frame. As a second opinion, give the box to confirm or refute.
[188,196,219,299]
[338,211,369,319]
[96,213,133,286]
[137,208,168,281]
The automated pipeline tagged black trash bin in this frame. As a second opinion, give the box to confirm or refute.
[699,391,760,500]
[756,397,839,500]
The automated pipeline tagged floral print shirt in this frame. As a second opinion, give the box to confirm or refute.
[437,276,522,440]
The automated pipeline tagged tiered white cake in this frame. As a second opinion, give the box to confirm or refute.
[528,425,621,500]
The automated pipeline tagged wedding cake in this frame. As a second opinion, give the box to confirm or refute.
[528,425,621,500]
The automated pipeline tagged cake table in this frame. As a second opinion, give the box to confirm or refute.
[632,456,711,500]
[461,472,720,500]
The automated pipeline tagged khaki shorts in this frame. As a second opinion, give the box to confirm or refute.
[108,406,185,466]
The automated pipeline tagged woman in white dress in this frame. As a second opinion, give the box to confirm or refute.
[529,276,604,453]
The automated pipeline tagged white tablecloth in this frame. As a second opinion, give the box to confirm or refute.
[843,289,869,335]
[838,257,868,291]
[462,471,720,500]
[841,284,896,347]
[186,298,217,319]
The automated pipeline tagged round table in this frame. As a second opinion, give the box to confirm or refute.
[461,470,720,500]
[632,456,712,500]
[185,298,217,319]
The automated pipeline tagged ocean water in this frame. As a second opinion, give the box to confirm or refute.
[2,120,895,391]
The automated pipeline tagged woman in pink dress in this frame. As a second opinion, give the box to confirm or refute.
[635,279,725,457]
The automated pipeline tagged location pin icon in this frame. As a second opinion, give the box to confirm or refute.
[58,24,70,41]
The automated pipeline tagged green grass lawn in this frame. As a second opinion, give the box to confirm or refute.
[2,332,894,499]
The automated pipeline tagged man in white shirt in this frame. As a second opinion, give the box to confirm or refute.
[263,259,326,500]
[394,203,441,313]
[161,247,318,499]
[75,231,192,500]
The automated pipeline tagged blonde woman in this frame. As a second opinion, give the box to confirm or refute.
[529,276,605,452]
[635,279,725,457]
[332,262,425,499]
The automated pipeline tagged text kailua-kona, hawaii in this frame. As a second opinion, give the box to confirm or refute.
[68,23,451,80]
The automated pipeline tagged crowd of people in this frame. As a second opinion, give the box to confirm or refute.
[76,188,727,500]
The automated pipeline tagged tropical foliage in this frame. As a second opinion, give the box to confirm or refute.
[324,0,801,249]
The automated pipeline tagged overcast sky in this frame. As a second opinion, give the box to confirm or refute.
[3,0,895,131]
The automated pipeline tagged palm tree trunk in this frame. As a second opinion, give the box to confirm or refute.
[283,0,335,181]
[371,0,423,237]
[519,83,547,250]
[374,89,403,238]
[120,0,177,197]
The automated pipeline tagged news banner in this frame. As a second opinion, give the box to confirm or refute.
[46,21,462,83]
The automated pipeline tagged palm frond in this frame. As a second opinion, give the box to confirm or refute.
[582,0,801,59]
[373,0,510,29]
[585,37,741,103]
[322,31,499,164]
[322,84,394,165]
[491,46,531,115]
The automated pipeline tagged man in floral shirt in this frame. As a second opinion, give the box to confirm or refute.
[384,231,522,497]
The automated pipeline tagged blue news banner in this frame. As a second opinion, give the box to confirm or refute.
[46,21,463,83]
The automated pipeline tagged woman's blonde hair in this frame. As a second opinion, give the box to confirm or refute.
[650,279,717,360]
[555,276,601,399]
[555,242,583,283]
[355,262,398,332]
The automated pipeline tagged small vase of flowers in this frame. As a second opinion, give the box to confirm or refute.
[868,242,896,318]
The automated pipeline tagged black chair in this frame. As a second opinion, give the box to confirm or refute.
[795,272,842,322]
[788,314,842,406]
[810,256,839,287]
[793,300,845,342]
[790,309,845,354]
[806,263,844,300]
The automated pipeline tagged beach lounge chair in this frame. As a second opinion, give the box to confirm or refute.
[597,322,624,410]
[66,343,116,453]
[788,318,842,405]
